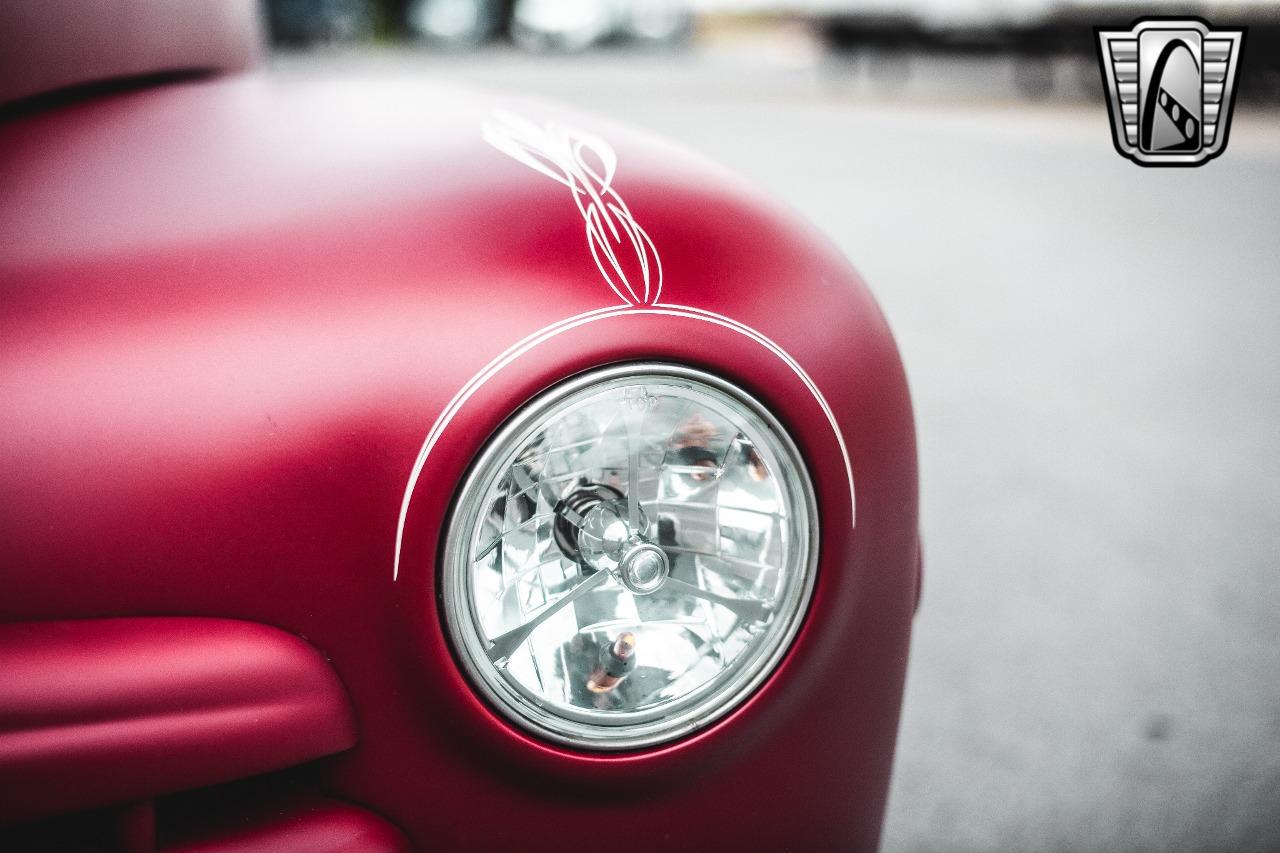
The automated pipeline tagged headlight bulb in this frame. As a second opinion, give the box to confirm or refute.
[441,364,818,749]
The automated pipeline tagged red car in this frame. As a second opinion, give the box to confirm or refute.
[0,3,919,849]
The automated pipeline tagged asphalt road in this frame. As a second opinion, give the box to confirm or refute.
[279,46,1280,852]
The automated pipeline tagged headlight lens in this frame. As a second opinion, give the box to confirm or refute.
[442,364,817,749]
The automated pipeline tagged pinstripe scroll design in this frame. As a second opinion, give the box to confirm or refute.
[392,112,857,579]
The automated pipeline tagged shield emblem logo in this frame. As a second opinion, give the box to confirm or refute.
[1096,19,1246,166]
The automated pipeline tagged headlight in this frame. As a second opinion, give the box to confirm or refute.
[442,363,817,749]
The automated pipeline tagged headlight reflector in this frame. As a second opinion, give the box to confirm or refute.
[442,364,817,749]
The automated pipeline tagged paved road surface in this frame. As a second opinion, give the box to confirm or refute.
[279,47,1280,852]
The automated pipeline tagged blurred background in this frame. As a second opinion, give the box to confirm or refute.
[260,1,1280,851]
[9,0,1272,848]
[264,0,1280,99]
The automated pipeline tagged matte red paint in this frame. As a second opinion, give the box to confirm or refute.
[0,618,358,823]
[0,0,261,106]
[0,71,918,849]
[164,795,410,853]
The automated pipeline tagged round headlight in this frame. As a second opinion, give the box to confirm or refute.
[442,363,817,749]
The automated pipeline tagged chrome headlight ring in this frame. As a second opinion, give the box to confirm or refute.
[441,363,819,750]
